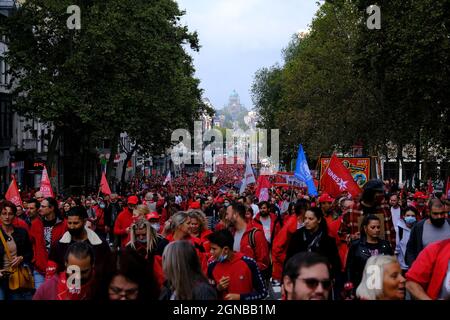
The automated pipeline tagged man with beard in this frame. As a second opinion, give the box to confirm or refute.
[47,206,110,277]
[338,179,396,249]
[225,202,270,278]
[405,199,449,266]
[253,201,282,247]
[34,242,95,300]
[282,252,332,300]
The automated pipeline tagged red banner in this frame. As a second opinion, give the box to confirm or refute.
[319,157,370,188]
[5,176,23,207]
[320,154,362,198]
[40,166,55,198]
[100,172,112,195]
[255,175,271,201]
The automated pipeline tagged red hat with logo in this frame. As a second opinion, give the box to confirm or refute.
[413,192,428,200]
[146,212,160,220]
[319,193,334,203]
[127,195,139,205]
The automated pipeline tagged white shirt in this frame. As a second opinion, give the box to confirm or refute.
[391,206,401,232]
[259,216,272,243]
[233,228,245,252]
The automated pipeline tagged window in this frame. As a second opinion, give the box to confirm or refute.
[0,98,12,139]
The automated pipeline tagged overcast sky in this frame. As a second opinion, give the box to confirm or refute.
[176,0,321,111]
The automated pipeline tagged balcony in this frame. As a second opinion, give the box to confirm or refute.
[0,0,16,17]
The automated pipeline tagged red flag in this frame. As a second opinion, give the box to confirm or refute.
[40,166,55,198]
[5,176,23,207]
[320,154,361,198]
[100,172,112,195]
[427,177,434,195]
[255,175,271,201]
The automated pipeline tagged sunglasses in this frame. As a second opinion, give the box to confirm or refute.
[298,277,332,290]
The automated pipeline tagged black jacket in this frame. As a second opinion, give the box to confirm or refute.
[345,237,393,286]
[48,228,111,273]
[405,218,450,266]
[103,202,122,228]
[0,227,33,270]
[285,227,341,276]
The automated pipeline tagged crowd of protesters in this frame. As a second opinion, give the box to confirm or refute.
[0,169,449,301]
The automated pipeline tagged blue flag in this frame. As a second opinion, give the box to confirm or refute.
[294,144,318,196]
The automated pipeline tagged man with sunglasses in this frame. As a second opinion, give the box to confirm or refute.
[282,252,332,300]
[406,198,450,266]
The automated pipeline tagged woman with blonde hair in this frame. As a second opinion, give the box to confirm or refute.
[356,255,406,300]
[127,219,165,289]
[127,219,162,259]
[188,210,212,243]
[132,204,150,221]
[159,241,216,300]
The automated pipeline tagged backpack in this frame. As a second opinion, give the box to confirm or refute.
[248,227,272,280]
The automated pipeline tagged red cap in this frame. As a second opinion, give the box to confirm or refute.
[413,192,427,200]
[127,195,139,205]
[319,193,334,203]
[146,212,160,220]
[189,201,201,209]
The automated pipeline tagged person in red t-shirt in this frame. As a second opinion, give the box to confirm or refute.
[113,195,139,248]
[207,229,267,300]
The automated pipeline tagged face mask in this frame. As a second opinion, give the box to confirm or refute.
[430,216,445,227]
[224,202,230,207]
[99,203,106,209]
[404,216,416,225]
[137,238,147,244]
[68,227,84,238]
[150,223,160,232]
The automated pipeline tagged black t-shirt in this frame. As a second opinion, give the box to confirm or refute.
[366,242,381,256]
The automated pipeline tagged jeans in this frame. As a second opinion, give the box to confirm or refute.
[33,270,45,290]
[0,278,33,300]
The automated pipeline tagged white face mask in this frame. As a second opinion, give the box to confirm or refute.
[150,223,160,232]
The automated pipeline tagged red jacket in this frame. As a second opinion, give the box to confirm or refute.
[406,239,450,300]
[207,252,267,300]
[29,217,67,251]
[33,272,93,300]
[236,224,270,274]
[114,207,134,247]
[271,215,299,281]
[254,212,282,244]
[165,234,208,274]
[29,217,48,274]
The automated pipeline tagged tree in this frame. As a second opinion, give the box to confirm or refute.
[2,0,206,190]
[252,0,449,180]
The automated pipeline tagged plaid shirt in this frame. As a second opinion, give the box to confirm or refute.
[338,201,396,249]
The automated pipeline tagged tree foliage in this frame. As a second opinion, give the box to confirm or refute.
[2,0,208,188]
[252,0,449,177]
